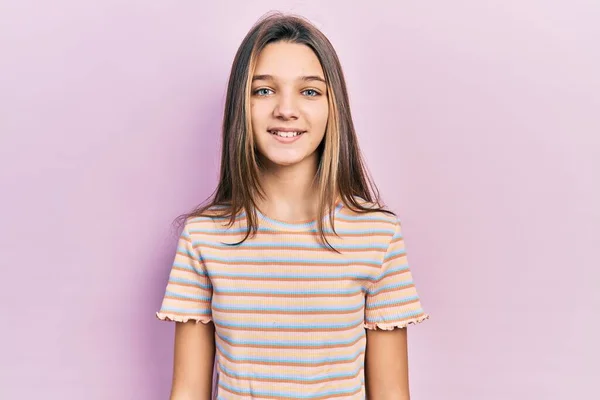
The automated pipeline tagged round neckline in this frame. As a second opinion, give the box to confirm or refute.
[256,200,344,231]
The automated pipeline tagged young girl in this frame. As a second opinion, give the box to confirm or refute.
[157,13,429,400]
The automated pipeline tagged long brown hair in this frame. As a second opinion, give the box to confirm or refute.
[176,12,394,250]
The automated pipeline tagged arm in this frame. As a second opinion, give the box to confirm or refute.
[365,327,410,400]
[169,320,216,400]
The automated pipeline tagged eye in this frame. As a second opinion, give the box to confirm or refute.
[254,88,273,96]
[302,89,320,97]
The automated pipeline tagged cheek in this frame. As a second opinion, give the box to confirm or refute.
[308,101,329,133]
[250,101,269,127]
[250,102,260,141]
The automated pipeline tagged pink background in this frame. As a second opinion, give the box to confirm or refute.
[1,1,598,399]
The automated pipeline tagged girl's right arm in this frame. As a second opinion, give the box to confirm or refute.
[169,320,216,400]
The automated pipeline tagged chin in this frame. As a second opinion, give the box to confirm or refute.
[268,157,304,167]
[262,152,308,168]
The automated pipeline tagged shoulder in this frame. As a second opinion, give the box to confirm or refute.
[336,197,400,242]
[182,205,245,237]
[338,196,399,226]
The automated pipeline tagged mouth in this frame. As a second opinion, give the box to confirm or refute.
[268,129,306,138]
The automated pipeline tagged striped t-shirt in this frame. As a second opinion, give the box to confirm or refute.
[156,200,429,399]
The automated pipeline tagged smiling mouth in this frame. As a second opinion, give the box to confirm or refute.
[268,130,306,138]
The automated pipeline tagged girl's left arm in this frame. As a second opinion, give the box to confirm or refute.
[365,327,410,400]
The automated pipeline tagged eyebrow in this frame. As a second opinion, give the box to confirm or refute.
[252,74,327,84]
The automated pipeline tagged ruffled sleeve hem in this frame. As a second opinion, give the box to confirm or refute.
[155,312,213,324]
[364,313,430,330]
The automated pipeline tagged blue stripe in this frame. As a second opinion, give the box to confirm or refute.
[209,271,376,281]
[216,342,362,364]
[383,249,407,262]
[171,262,207,276]
[259,217,317,228]
[368,295,420,308]
[336,214,394,223]
[171,262,195,272]
[216,331,365,348]
[190,226,276,234]
[165,291,211,301]
[189,227,394,235]
[364,308,425,323]
[377,265,410,279]
[257,203,344,229]
[188,207,392,224]
[202,255,379,266]
[189,213,245,223]
[168,276,211,289]
[368,280,414,296]
[160,306,211,315]
[217,361,363,382]
[176,246,196,259]
[218,379,362,399]
[214,317,363,330]
[212,302,363,313]
[214,287,362,295]
[191,240,388,251]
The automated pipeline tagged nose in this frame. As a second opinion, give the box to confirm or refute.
[273,91,299,120]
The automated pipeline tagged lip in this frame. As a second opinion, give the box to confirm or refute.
[269,128,305,144]
[268,127,306,133]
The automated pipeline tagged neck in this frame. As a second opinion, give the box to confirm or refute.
[256,155,321,223]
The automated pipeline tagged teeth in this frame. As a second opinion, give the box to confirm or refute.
[272,131,302,138]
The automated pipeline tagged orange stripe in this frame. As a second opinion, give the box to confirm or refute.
[176,250,196,257]
[158,310,211,317]
[210,275,366,282]
[217,349,364,368]
[336,218,395,226]
[384,253,407,263]
[190,243,386,253]
[214,291,361,298]
[214,320,363,333]
[217,363,363,384]
[192,230,393,237]
[371,269,410,283]
[367,298,421,311]
[171,266,206,275]
[369,283,415,296]
[217,335,364,350]
[212,306,362,315]
[217,382,363,400]
[163,295,210,304]
[202,259,380,268]
[167,279,210,289]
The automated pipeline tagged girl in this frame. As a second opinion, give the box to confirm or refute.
[157,12,429,400]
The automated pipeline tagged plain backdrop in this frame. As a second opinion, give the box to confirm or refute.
[1,1,599,399]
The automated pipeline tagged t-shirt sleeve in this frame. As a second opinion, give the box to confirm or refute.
[364,218,429,330]
[156,220,213,324]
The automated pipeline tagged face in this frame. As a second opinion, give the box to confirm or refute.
[250,41,329,170]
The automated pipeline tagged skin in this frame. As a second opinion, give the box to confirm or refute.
[365,328,411,399]
[170,321,215,400]
[169,41,410,400]
[250,41,329,222]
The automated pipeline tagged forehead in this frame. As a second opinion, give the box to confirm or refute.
[253,42,325,80]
